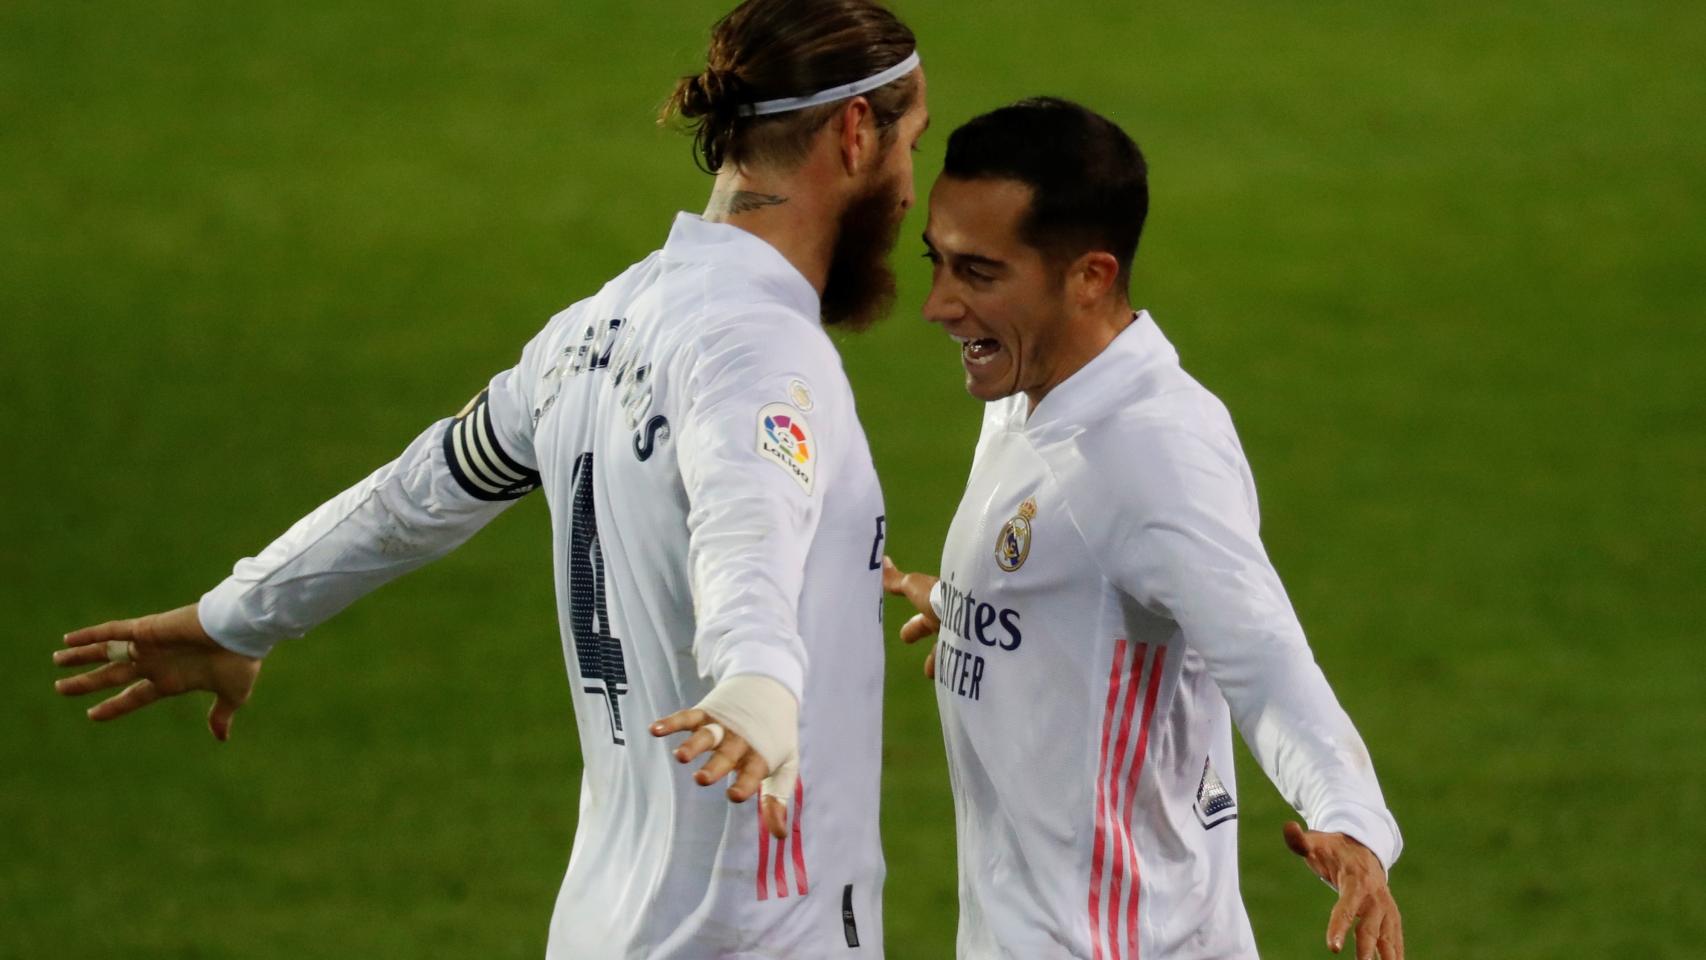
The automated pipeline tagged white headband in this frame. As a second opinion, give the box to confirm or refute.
[737,51,921,117]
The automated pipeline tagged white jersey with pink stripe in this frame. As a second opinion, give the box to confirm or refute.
[929,313,1402,959]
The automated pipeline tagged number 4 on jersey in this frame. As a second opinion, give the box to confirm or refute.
[569,452,630,745]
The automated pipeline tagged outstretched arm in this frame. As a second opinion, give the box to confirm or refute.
[54,363,542,736]
[197,384,538,657]
[1098,425,1404,960]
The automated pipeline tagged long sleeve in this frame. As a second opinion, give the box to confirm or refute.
[673,313,838,703]
[198,361,541,658]
[1105,422,1404,870]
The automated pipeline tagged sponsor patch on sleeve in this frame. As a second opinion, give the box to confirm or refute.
[756,402,816,495]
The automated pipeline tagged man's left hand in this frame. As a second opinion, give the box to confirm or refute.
[1283,821,1404,960]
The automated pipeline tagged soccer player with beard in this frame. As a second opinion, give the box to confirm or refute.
[51,2,927,956]
[885,99,1405,960]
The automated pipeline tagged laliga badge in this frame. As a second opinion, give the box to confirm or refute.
[994,497,1036,572]
[757,402,815,494]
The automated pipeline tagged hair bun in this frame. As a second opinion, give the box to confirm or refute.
[680,67,746,119]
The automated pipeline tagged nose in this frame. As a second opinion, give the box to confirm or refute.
[922,275,964,327]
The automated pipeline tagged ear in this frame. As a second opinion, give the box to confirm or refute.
[1067,251,1123,306]
[837,96,879,176]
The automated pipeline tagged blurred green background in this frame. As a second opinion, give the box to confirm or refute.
[5,1,1703,956]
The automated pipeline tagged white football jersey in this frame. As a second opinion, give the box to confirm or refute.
[200,214,888,958]
[928,312,1401,960]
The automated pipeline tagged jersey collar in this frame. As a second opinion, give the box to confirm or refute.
[663,213,822,322]
[1021,310,1177,437]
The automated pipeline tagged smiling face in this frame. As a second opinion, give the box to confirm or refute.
[922,175,1076,402]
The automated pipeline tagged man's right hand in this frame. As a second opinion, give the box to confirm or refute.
[54,604,261,741]
[880,556,941,678]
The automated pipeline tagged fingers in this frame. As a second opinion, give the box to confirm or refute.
[760,794,788,840]
[899,612,939,644]
[924,644,936,680]
[653,709,766,794]
[1284,822,1339,889]
[881,556,939,615]
[1290,824,1399,958]
[89,679,162,722]
[1353,903,1385,960]
[208,695,240,742]
[55,662,138,698]
[1283,820,1312,858]
[1326,876,1364,954]
[649,708,708,739]
[693,732,753,787]
[53,643,119,669]
[63,606,208,662]
[884,557,942,649]
[62,618,137,648]
[672,724,723,765]
[729,753,767,804]
[759,754,798,839]
[881,555,905,594]
[899,574,937,614]
[1383,901,1405,960]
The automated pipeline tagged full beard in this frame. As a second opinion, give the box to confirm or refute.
[819,176,905,333]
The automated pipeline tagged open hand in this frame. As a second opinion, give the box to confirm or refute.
[651,708,791,839]
[880,556,940,678]
[1284,822,1404,960]
[54,604,261,741]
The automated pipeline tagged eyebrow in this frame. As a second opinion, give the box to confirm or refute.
[921,233,1006,270]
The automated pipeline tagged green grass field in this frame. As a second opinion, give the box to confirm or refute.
[5,1,1703,956]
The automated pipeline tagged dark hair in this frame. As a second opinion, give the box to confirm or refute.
[661,0,919,173]
[942,97,1149,291]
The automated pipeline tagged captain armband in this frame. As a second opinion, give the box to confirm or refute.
[443,389,541,501]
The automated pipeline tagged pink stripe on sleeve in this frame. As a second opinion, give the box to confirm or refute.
[1119,644,1168,958]
[791,777,809,896]
[757,799,771,901]
[1102,642,1148,960]
[774,801,790,897]
[1088,639,1130,960]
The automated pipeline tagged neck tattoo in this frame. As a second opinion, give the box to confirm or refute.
[707,190,789,217]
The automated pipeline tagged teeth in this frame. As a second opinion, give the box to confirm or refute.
[962,338,1002,367]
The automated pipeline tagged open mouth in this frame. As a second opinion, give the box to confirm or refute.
[952,335,1004,368]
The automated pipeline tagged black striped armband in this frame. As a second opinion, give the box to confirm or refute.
[443,389,541,501]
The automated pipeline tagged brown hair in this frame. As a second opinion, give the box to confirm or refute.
[661,0,919,174]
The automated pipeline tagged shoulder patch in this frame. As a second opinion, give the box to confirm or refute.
[787,378,815,412]
[756,403,816,494]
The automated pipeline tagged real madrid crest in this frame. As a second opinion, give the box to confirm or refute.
[994,497,1036,572]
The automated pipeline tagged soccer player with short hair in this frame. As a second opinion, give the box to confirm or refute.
[884,98,1405,960]
[52,2,928,956]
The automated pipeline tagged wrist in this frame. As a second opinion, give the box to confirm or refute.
[694,674,799,771]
